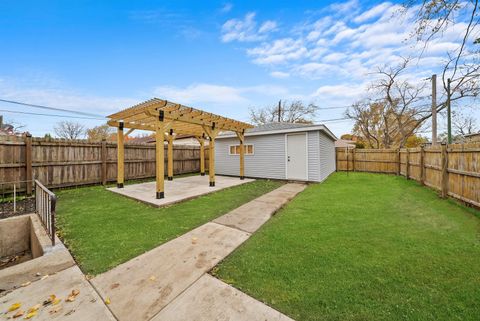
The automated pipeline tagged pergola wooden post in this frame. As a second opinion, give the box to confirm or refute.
[167,129,174,181]
[107,98,253,198]
[236,131,245,180]
[203,124,220,187]
[196,135,206,176]
[117,122,124,188]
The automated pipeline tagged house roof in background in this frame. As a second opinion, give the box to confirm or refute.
[218,122,337,141]
[335,139,356,148]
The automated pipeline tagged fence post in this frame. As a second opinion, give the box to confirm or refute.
[25,133,33,195]
[420,145,425,185]
[352,148,356,172]
[397,149,401,175]
[101,139,107,186]
[441,143,449,198]
[405,148,410,179]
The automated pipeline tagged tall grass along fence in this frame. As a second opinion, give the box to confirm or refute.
[0,135,209,194]
[336,143,480,208]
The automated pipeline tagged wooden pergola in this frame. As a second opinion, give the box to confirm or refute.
[107,98,253,199]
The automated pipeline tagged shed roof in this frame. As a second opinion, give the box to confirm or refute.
[107,98,253,136]
[218,122,337,140]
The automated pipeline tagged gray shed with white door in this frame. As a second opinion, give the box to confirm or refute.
[215,123,337,182]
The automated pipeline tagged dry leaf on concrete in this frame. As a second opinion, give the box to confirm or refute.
[49,305,63,314]
[105,298,111,305]
[43,294,57,306]
[65,289,80,302]
[149,276,156,281]
[24,310,38,319]
[20,282,31,287]
[27,304,41,314]
[7,302,21,312]
[12,310,24,318]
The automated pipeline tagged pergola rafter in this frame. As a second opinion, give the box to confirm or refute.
[107,98,252,199]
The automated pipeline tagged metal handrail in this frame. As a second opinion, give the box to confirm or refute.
[34,180,56,245]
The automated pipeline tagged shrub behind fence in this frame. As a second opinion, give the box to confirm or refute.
[336,143,480,208]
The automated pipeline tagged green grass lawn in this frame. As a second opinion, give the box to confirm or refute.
[56,179,282,275]
[213,172,480,321]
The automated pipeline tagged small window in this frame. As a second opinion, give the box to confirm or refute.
[229,144,254,155]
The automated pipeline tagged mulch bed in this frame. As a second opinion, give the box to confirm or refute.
[0,198,35,219]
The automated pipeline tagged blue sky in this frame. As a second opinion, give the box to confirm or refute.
[0,0,477,137]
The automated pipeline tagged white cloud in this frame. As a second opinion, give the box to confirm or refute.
[221,12,277,42]
[353,2,393,23]
[270,71,290,79]
[312,83,368,99]
[220,3,233,13]
[259,20,278,33]
[153,83,290,107]
[247,38,307,64]
[0,77,136,115]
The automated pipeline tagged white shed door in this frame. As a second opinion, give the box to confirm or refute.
[286,133,307,180]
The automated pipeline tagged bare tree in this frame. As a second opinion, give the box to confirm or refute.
[405,0,480,110]
[347,59,429,148]
[54,121,85,139]
[348,53,479,147]
[452,111,479,135]
[249,100,318,125]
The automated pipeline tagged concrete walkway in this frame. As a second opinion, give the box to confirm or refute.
[91,183,306,321]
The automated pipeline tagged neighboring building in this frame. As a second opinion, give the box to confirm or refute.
[127,134,209,146]
[464,132,480,142]
[215,123,337,182]
[335,139,355,148]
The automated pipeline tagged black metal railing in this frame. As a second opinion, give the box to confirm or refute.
[35,180,56,245]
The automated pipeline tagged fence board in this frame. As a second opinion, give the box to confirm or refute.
[336,143,480,208]
[0,137,209,191]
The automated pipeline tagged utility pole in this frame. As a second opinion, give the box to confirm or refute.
[447,78,452,144]
[278,100,281,122]
[431,74,437,145]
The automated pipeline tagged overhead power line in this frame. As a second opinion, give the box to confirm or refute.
[0,109,105,120]
[0,98,106,118]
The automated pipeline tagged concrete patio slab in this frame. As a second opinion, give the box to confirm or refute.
[108,175,254,207]
[214,183,306,233]
[91,222,250,321]
[0,266,115,321]
[152,274,294,321]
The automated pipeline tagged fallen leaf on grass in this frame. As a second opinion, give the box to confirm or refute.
[24,310,37,319]
[7,302,21,312]
[13,310,24,318]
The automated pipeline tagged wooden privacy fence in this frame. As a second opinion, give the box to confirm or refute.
[336,143,480,208]
[0,135,209,193]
